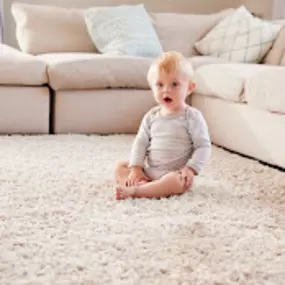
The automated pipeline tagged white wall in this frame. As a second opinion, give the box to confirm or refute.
[0,0,3,42]
[239,0,273,19]
[272,0,285,19]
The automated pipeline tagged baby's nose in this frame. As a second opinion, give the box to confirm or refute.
[163,85,171,93]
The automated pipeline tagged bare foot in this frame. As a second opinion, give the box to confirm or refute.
[116,186,137,200]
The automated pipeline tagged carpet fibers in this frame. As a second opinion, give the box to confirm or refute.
[0,135,284,285]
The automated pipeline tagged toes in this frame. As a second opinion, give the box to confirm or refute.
[116,188,123,200]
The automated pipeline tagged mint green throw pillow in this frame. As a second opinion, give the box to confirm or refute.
[84,4,163,58]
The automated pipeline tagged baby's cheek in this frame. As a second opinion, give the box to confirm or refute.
[154,91,162,99]
[153,94,161,103]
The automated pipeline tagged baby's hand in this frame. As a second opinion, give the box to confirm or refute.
[179,166,195,190]
[126,167,151,187]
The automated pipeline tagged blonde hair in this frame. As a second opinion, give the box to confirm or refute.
[147,51,194,86]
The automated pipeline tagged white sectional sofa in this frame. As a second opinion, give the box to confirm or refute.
[1,2,285,170]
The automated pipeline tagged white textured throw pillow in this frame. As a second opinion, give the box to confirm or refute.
[194,6,282,63]
[84,4,163,57]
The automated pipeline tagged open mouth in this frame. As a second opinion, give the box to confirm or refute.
[163,97,173,103]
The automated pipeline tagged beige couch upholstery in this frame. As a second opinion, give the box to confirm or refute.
[1,2,285,170]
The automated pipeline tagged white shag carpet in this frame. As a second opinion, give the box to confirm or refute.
[0,135,285,285]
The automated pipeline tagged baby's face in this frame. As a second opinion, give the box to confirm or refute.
[151,69,194,112]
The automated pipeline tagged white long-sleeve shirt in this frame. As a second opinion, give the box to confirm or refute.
[129,105,211,180]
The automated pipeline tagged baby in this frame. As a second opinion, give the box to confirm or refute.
[114,51,211,199]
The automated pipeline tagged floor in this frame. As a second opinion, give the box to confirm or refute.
[0,134,284,285]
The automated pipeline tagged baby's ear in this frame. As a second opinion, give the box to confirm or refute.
[188,81,196,92]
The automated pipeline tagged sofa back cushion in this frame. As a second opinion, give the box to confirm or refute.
[12,2,232,56]
[12,3,96,55]
[151,8,233,57]
[263,20,285,65]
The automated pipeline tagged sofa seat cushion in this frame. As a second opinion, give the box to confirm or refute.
[0,44,47,85]
[245,66,285,114]
[38,53,153,90]
[194,63,268,102]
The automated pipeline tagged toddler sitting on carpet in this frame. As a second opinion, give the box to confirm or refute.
[114,51,211,199]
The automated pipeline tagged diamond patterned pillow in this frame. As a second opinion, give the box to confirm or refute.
[194,6,282,63]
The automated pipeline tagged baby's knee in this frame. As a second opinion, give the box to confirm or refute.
[114,161,128,180]
[115,161,128,171]
[161,172,185,194]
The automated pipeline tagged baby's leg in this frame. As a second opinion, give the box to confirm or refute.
[116,171,191,200]
[114,161,130,185]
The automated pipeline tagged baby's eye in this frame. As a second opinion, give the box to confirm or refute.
[156,82,163,88]
[172,82,178,87]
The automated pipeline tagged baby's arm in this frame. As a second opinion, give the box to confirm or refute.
[129,111,152,169]
[186,109,211,175]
